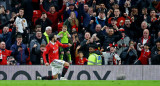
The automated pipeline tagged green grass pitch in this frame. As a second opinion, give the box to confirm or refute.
[0,80,160,86]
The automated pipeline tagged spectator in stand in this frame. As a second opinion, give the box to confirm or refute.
[14,8,28,34]
[97,3,108,14]
[0,5,11,24]
[137,29,152,52]
[123,18,137,41]
[80,32,93,58]
[94,11,107,28]
[135,43,151,65]
[117,29,130,55]
[0,41,12,65]
[57,25,72,63]
[64,11,79,33]
[63,3,78,21]
[120,0,131,16]
[75,45,88,65]
[10,35,29,65]
[136,21,149,40]
[101,27,122,51]
[0,26,16,50]
[42,0,59,12]
[101,43,121,65]
[136,0,150,15]
[29,25,42,42]
[151,38,160,65]
[87,45,102,65]
[39,0,67,32]
[35,12,52,33]
[108,9,126,27]
[43,26,52,44]
[30,31,47,65]
[78,0,91,31]
[120,40,138,65]
[11,0,22,13]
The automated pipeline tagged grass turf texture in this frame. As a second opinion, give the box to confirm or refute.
[0,80,160,86]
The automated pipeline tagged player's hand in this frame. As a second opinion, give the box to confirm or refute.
[68,43,72,47]
[45,63,49,66]
[40,0,43,4]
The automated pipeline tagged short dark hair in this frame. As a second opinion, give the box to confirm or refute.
[50,5,55,8]
[78,51,83,54]
[41,12,46,15]
[35,25,41,29]
[49,33,56,41]
[19,8,24,11]
[16,35,22,38]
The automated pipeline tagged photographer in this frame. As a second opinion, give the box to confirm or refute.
[7,56,17,65]
[120,40,138,65]
[0,41,12,65]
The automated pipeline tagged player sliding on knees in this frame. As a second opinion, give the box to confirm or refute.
[37,33,72,80]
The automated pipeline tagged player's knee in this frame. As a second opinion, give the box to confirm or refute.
[61,51,64,55]
[64,62,69,67]
[53,74,58,79]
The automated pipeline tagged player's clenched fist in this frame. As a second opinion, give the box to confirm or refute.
[45,62,49,66]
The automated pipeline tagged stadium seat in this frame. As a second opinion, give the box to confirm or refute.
[32,10,42,25]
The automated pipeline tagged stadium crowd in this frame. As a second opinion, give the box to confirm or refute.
[0,0,160,65]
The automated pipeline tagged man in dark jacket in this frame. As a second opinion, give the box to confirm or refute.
[102,27,122,51]
[0,26,16,50]
[30,31,46,65]
[120,40,138,65]
[10,35,29,65]
[151,38,160,65]
[35,12,52,33]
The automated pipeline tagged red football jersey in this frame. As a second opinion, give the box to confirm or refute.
[43,41,69,64]
[138,49,151,65]
[0,49,12,65]
[75,56,88,65]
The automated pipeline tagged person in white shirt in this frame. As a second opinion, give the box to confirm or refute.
[101,43,121,65]
[14,8,28,33]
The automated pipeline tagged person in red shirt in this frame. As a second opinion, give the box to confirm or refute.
[135,43,151,65]
[0,41,12,65]
[75,45,88,65]
[37,33,72,80]
[39,0,67,32]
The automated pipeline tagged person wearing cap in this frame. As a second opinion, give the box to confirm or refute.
[151,38,160,65]
[87,45,102,65]
[117,29,130,55]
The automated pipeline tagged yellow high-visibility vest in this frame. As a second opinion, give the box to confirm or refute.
[87,53,102,65]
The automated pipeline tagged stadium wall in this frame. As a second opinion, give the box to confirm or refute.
[0,65,160,80]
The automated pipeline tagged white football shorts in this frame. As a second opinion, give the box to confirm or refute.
[50,59,65,75]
